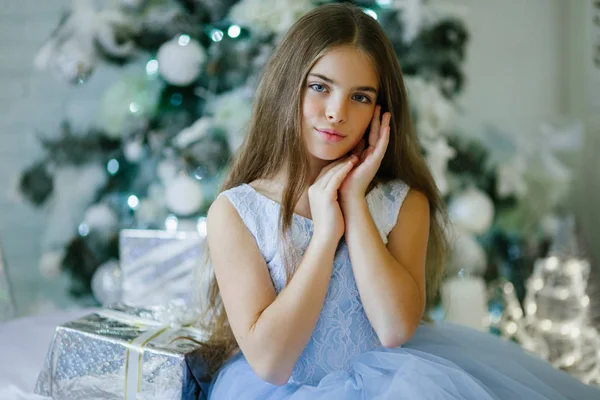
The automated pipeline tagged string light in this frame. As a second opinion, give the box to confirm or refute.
[197,217,207,236]
[78,223,90,237]
[210,29,224,42]
[170,93,183,106]
[129,102,140,113]
[165,215,178,231]
[146,59,159,76]
[227,25,241,38]
[107,159,119,175]
[178,34,191,46]
[127,195,139,209]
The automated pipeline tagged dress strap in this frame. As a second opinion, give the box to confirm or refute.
[218,184,278,263]
[366,180,410,244]
[218,185,262,242]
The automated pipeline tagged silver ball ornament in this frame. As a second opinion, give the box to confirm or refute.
[91,260,122,305]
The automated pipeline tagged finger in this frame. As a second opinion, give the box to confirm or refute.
[322,156,358,189]
[366,112,390,159]
[315,156,352,181]
[373,125,390,160]
[318,156,356,187]
[360,124,389,168]
[380,112,391,139]
[325,159,356,192]
[368,105,381,147]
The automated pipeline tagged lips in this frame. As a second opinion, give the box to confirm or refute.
[316,128,345,143]
[316,128,345,137]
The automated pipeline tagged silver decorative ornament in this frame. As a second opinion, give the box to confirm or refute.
[91,260,122,305]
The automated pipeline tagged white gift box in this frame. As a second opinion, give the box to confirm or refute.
[119,229,205,307]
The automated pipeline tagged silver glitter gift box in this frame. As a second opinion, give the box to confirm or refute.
[34,305,210,400]
[119,229,205,307]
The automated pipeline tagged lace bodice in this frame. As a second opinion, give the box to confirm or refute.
[220,180,410,385]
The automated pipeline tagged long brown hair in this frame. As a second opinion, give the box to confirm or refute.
[197,2,448,378]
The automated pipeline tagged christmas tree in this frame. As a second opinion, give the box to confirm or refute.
[17,0,583,317]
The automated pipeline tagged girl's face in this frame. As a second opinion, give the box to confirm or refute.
[301,46,379,161]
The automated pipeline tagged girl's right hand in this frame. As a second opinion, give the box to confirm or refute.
[308,155,358,244]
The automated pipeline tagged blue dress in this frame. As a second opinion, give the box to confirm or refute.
[209,181,600,399]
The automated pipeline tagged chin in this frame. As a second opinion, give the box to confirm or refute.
[309,147,347,161]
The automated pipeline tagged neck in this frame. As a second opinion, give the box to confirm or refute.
[273,155,332,188]
[307,155,331,184]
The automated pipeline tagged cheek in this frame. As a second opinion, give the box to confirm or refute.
[353,108,374,134]
[302,93,322,119]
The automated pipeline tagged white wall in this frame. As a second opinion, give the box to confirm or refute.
[447,0,564,141]
[448,0,599,264]
[1,0,74,315]
[565,1,600,266]
[0,0,122,315]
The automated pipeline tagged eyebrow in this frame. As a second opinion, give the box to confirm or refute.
[308,73,378,94]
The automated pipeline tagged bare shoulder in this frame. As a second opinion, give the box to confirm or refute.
[207,195,237,237]
[399,188,430,220]
[209,192,264,254]
[207,193,239,227]
[206,192,270,276]
[388,187,430,262]
[206,188,273,276]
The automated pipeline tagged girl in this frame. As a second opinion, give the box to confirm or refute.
[203,3,600,399]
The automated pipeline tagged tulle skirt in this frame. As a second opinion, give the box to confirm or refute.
[208,322,600,399]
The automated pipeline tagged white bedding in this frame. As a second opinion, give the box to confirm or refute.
[0,309,95,400]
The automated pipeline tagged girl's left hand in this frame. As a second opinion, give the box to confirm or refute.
[339,105,391,205]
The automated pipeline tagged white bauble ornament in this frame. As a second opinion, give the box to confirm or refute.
[91,260,122,305]
[165,174,204,216]
[84,203,118,233]
[157,37,205,86]
[99,75,161,138]
[448,188,495,235]
[447,226,487,276]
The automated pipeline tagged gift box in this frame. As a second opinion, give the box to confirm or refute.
[34,304,210,400]
[0,241,16,321]
[119,229,205,307]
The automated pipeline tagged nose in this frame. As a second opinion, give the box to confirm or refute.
[326,96,347,124]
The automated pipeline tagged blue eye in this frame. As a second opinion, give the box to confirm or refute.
[353,94,371,104]
[310,84,326,92]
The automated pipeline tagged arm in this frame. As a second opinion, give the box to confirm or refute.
[342,188,430,347]
[207,195,338,385]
